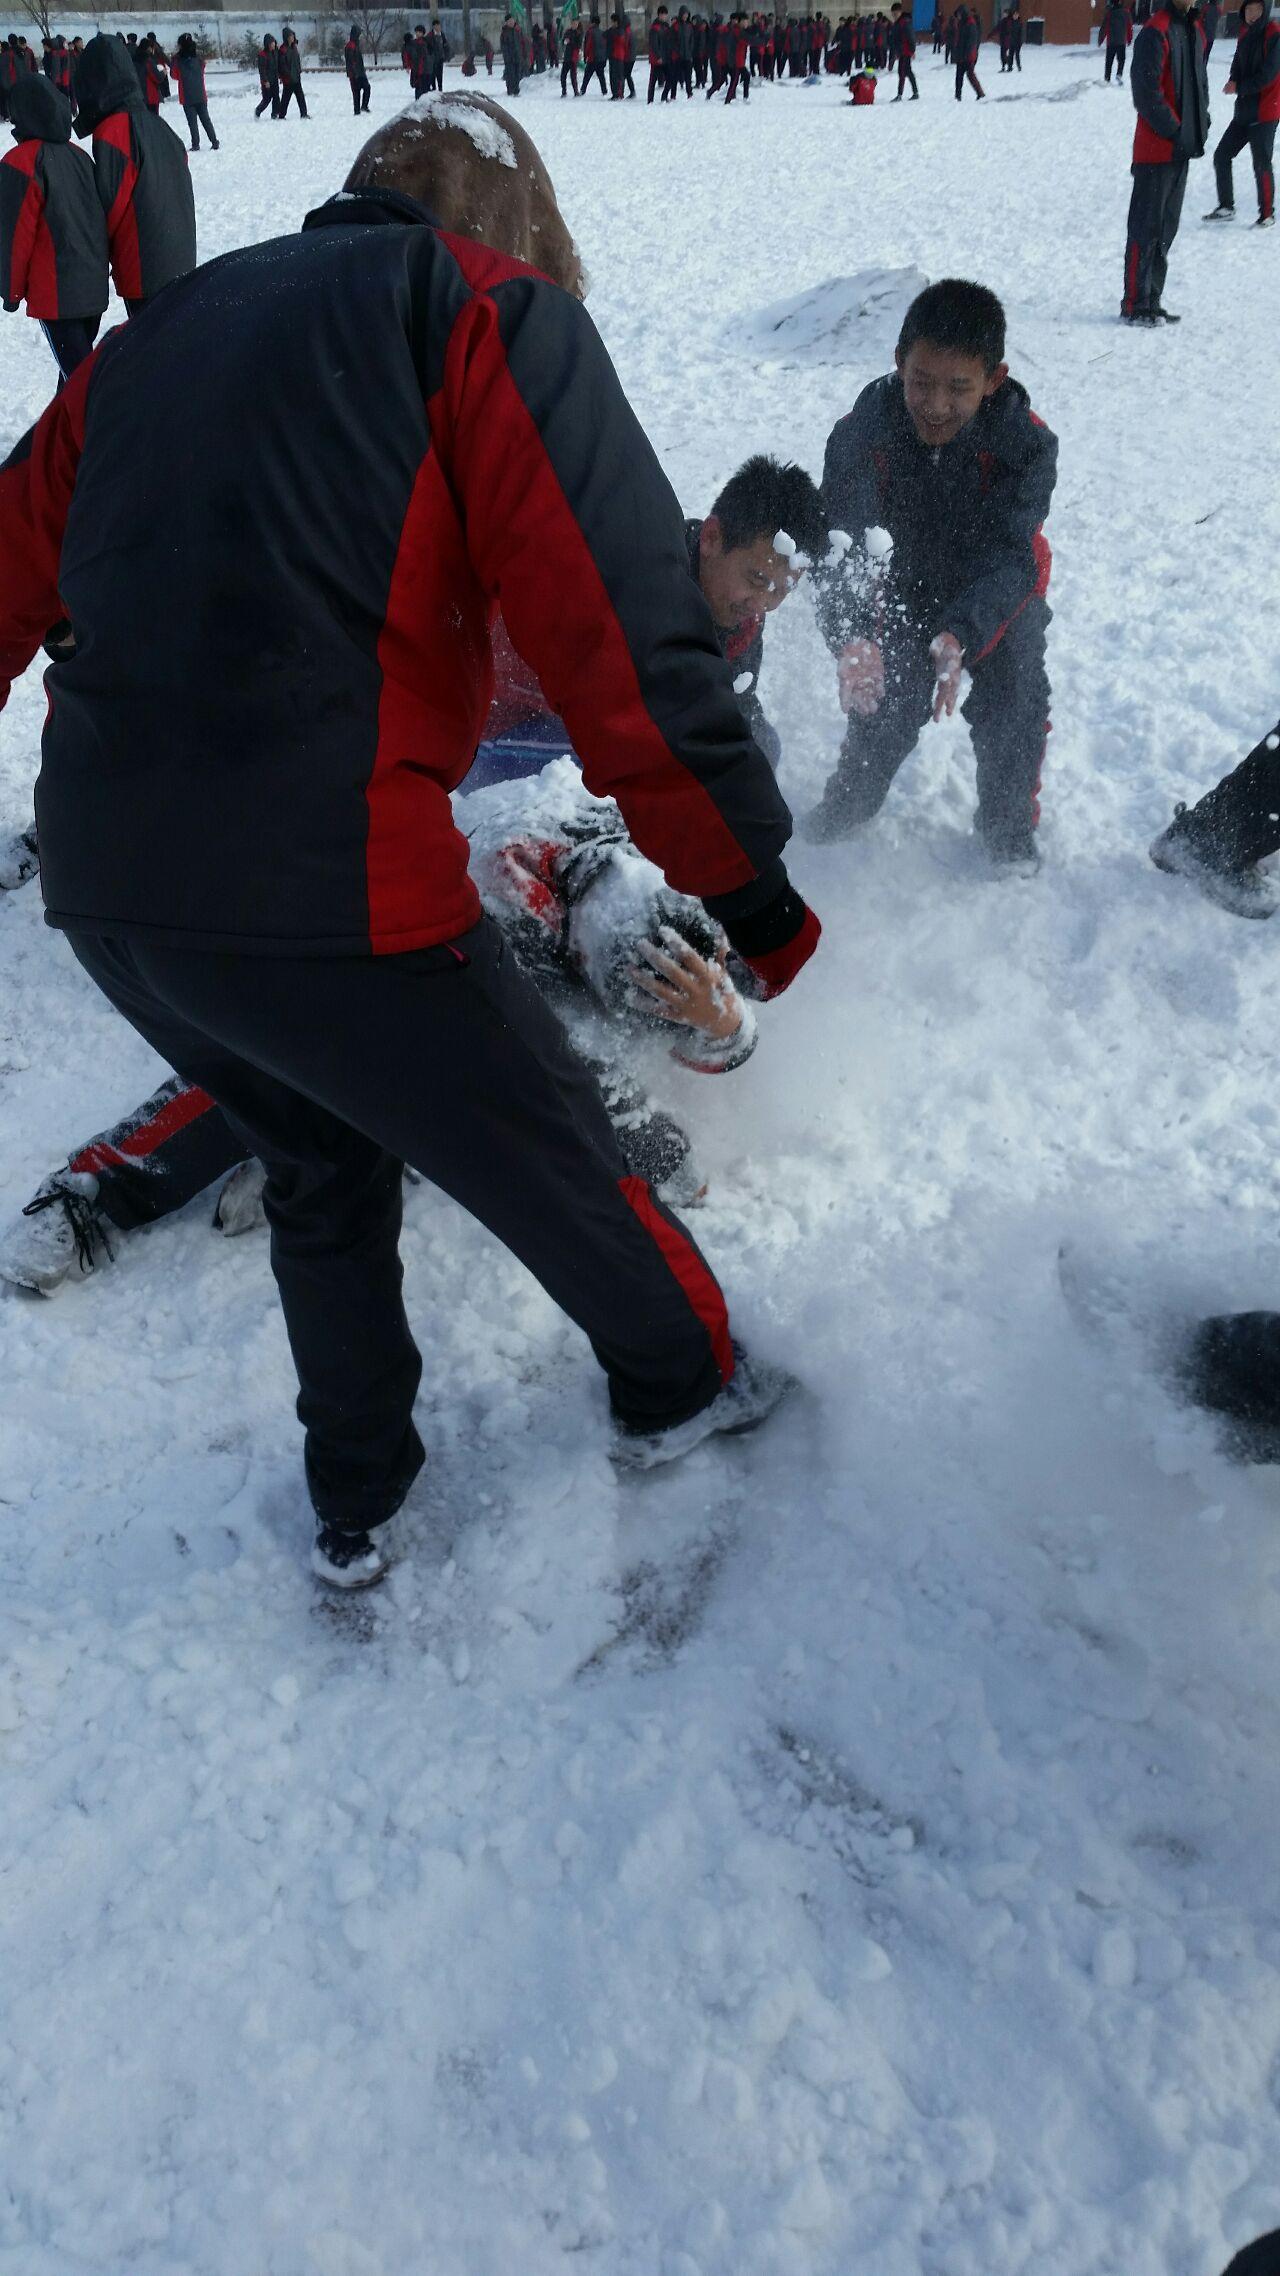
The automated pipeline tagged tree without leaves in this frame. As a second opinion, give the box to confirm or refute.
[15,0,54,46]
[352,0,400,64]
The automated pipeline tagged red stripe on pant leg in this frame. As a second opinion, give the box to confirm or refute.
[71,1083,218,1174]
[618,1174,734,1385]
[1124,240,1140,315]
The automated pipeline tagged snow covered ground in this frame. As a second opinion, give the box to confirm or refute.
[4,47,1280,2276]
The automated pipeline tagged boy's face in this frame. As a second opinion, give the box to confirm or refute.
[896,338,1008,449]
[698,521,804,628]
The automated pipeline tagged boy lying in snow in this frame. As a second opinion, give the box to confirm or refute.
[2,763,763,1294]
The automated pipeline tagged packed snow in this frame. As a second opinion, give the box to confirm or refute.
[3,42,1280,2276]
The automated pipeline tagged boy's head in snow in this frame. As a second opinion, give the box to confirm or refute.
[345,94,585,300]
[697,457,826,632]
[895,279,1010,451]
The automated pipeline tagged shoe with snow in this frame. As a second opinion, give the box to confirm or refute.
[980,827,1041,876]
[1255,214,1276,228]
[1149,805,1275,919]
[311,1516,397,1589]
[213,1158,267,1236]
[1,1170,110,1295]
[1203,203,1234,220]
[612,1345,798,1472]
[0,824,38,892]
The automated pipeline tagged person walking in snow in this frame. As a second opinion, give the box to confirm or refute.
[256,34,281,115]
[1203,0,1278,226]
[582,13,609,89]
[174,35,219,151]
[889,4,918,95]
[647,5,671,98]
[345,25,372,110]
[953,5,985,96]
[1149,710,1280,916]
[1120,0,1209,320]
[0,100,818,1585]
[0,73,107,378]
[560,16,582,91]
[809,278,1057,870]
[1103,0,1133,79]
[500,14,523,91]
[277,27,308,115]
[74,34,195,313]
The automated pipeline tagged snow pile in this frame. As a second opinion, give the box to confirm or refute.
[731,266,929,369]
[395,92,518,167]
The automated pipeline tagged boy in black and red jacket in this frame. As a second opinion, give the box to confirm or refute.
[73,33,195,311]
[174,35,219,152]
[0,73,107,377]
[810,278,1057,869]
[1121,0,1210,320]
[1203,0,1279,224]
[889,3,918,94]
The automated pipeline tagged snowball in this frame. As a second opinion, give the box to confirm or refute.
[733,672,754,695]
[772,528,797,558]
[1266,734,1279,751]
[825,528,853,563]
[865,526,894,561]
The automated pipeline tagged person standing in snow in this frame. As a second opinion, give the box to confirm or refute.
[0,74,108,379]
[560,16,583,91]
[582,13,609,89]
[0,98,819,1585]
[1203,0,1278,226]
[953,5,984,96]
[1103,0,1134,80]
[725,11,751,98]
[74,34,196,314]
[889,4,918,95]
[345,26,372,111]
[256,34,281,116]
[809,277,1057,869]
[139,33,170,111]
[500,14,523,92]
[647,5,671,98]
[174,36,220,152]
[277,27,308,115]
[427,18,450,89]
[1149,713,1280,916]
[1121,0,1209,322]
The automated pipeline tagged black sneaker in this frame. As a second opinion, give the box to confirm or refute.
[1149,805,1275,919]
[1152,304,1182,322]
[311,1518,397,1589]
[1121,309,1161,327]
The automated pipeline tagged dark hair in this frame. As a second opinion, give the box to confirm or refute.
[897,278,1006,373]
[709,455,827,562]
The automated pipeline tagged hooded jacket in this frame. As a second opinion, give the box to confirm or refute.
[0,74,108,319]
[73,34,195,301]
[817,370,1057,662]
[0,189,798,962]
[1228,0,1280,122]
[173,45,208,109]
[1131,2,1210,160]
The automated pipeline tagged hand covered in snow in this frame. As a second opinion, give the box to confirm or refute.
[630,935,742,1042]
[929,633,965,722]
[836,638,885,718]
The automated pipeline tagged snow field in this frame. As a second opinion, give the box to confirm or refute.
[4,45,1280,2276]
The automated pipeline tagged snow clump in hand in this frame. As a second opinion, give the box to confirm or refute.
[865,526,893,561]
[823,528,854,570]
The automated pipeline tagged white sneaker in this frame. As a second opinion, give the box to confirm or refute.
[0,824,38,892]
[311,1516,397,1589]
[612,1345,798,1471]
[213,1158,267,1236]
[1,1171,109,1295]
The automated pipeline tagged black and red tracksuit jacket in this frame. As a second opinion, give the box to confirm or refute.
[0,189,799,965]
[1130,4,1210,160]
[0,74,108,319]
[73,35,195,302]
[817,372,1058,664]
[174,51,208,108]
[1227,3,1280,125]
[258,44,280,94]
[648,17,670,66]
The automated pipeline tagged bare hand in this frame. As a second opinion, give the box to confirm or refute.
[837,638,885,718]
[630,935,743,1042]
[930,632,965,721]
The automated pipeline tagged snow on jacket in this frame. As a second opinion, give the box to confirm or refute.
[817,370,1058,663]
[73,35,195,302]
[0,187,795,960]
[1227,0,1280,123]
[468,759,760,1074]
[0,74,108,319]
[1131,3,1210,160]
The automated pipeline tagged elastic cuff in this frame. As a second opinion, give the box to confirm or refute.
[739,903,822,1000]
[718,878,808,961]
[701,857,788,930]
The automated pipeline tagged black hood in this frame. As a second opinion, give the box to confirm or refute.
[302,186,441,234]
[73,33,143,137]
[8,71,73,141]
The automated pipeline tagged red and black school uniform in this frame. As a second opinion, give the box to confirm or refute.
[174,43,219,152]
[345,31,372,111]
[560,19,582,90]
[1212,1,1279,221]
[0,73,107,377]
[73,34,195,312]
[582,16,609,89]
[1122,2,1210,316]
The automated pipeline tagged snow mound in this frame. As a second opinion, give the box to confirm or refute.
[394,93,517,168]
[730,266,928,368]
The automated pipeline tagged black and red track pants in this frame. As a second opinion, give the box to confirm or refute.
[66,919,733,1531]
[1214,116,1276,220]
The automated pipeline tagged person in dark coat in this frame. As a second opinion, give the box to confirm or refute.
[582,13,609,87]
[256,33,281,116]
[408,22,429,92]
[1121,0,1210,319]
[140,33,170,110]
[1202,0,1220,43]
[0,114,818,1583]
[345,25,372,110]
[427,18,449,88]
[608,10,629,93]
[889,3,918,93]
[277,26,309,114]
[1204,0,1278,222]
[1000,5,1025,68]
[1102,0,1133,76]
[500,13,523,90]
[1150,710,1280,916]
[560,17,582,90]
[648,4,671,94]
[725,9,751,94]
[531,19,547,68]
[0,33,25,121]
[953,4,984,94]
[931,5,945,48]
[0,73,107,378]
[74,34,196,311]
[810,279,1057,868]
[174,35,220,151]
